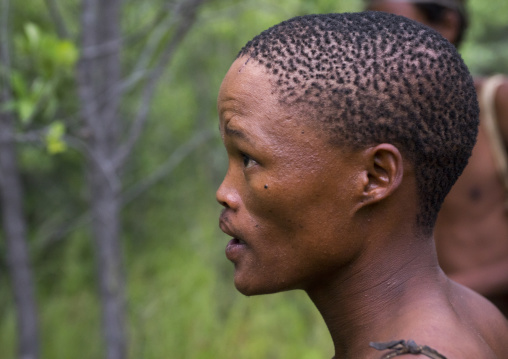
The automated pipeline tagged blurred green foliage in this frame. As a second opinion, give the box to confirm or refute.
[461,0,508,75]
[8,22,76,137]
[1,0,507,358]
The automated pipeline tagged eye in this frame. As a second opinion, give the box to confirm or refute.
[242,153,257,169]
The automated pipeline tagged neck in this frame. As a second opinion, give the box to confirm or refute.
[305,232,445,358]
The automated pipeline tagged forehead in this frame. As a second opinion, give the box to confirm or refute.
[218,57,274,116]
[217,57,293,134]
[217,56,363,157]
[217,57,337,153]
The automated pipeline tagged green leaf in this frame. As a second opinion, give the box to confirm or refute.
[53,41,79,68]
[45,121,67,154]
[24,22,41,47]
[18,99,36,123]
[10,70,28,97]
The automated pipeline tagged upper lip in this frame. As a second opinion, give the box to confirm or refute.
[219,211,243,240]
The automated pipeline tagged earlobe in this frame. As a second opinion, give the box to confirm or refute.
[359,144,403,207]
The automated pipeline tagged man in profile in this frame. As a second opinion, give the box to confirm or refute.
[216,12,508,358]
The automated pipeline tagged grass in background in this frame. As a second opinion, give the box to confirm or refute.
[0,205,331,359]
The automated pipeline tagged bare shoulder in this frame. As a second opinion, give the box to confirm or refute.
[369,282,508,359]
[445,281,508,358]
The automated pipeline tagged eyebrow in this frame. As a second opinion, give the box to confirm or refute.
[224,122,250,142]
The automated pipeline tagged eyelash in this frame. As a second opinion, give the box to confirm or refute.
[241,153,257,169]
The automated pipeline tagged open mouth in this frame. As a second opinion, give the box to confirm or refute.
[219,214,248,260]
[219,214,246,243]
[225,236,248,261]
[231,237,246,245]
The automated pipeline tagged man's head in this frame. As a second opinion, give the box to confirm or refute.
[217,12,478,295]
[232,11,478,232]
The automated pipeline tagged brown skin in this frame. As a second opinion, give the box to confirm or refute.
[217,57,508,358]
[368,0,508,317]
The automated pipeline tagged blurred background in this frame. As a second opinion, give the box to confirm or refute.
[0,0,506,358]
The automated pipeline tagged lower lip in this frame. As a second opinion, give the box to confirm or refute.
[226,238,247,261]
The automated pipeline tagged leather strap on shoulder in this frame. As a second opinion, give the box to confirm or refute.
[369,339,447,359]
[480,74,508,208]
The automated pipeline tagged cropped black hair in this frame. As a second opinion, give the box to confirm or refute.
[237,12,479,232]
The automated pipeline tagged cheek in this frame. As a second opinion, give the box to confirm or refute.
[243,177,333,236]
[243,182,294,225]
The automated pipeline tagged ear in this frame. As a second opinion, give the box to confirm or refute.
[433,10,461,45]
[357,144,403,208]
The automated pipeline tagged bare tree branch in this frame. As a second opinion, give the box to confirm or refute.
[72,0,207,152]
[33,128,214,251]
[122,128,214,204]
[76,0,100,136]
[113,0,209,169]
[80,38,123,60]
[70,9,173,131]
[119,12,179,94]
[0,1,10,83]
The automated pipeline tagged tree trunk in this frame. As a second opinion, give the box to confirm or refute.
[0,114,40,359]
[0,108,40,359]
[76,0,209,357]
[87,160,125,359]
[77,0,125,358]
[0,0,40,357]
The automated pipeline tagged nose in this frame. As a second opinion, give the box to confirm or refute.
[216,171,240,210]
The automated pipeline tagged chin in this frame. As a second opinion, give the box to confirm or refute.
[233,274,292,297]
[234,278,266,296]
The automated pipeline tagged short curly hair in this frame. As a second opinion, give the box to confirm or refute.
[237,12,479,232]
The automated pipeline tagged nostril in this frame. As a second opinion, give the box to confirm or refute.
[216,188,229,208]
[218,199,229,208]
[216,185,239,211]
[216,171,241,210]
